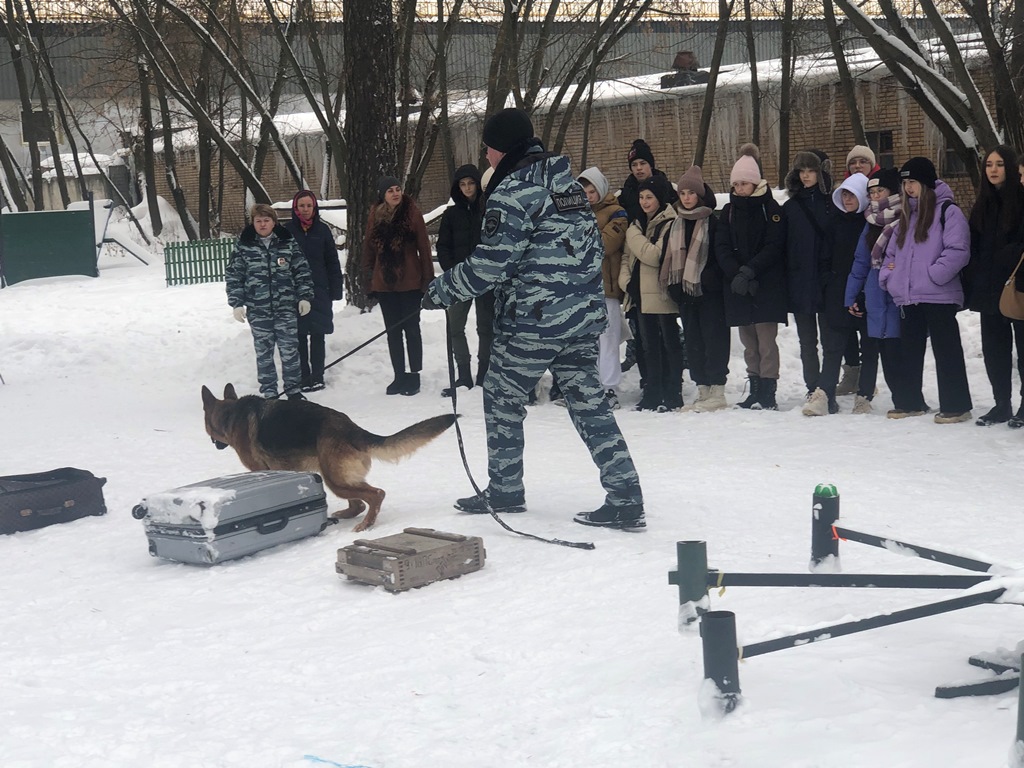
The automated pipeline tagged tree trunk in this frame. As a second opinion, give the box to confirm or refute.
[3,0,43,208]
[154,75,199,240]
[694,0,734,167]
[778,0,794,187]
[743,0,760,146]
[823,0,864,146]
[137,61,163,235]
[344,0,397,309]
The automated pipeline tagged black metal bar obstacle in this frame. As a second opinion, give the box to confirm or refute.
[667,540,709,627]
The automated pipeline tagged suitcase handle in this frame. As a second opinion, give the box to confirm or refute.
[28,500,76,517]
[257,516,288,535]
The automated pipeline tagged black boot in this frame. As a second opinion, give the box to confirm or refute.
[400,372,420,396]
[385,375,406,395]
[737,376,761,409]
[758,378,778,411]
[976,401,1012,426]
[1009,402,1024,429]
[442,360,474,398]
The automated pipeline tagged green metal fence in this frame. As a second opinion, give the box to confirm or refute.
[164,238,236,286]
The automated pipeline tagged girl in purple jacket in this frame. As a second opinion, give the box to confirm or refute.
[878,157,973,423]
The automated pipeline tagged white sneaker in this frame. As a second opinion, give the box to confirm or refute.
[694,384,728,412]
[852,395,873,414]
[802,388,829,417]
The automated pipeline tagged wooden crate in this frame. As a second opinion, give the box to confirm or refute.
[336,528,485,592]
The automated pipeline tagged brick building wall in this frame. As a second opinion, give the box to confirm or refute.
[157,61,990,238]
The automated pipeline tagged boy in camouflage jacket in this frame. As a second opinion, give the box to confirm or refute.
[226,203,315,399]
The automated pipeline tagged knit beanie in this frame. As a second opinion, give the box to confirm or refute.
[627,139,656,169]
[482,107,534,153]
[676,165,706,194]
[868,167,901,195]
[847,145,877,168]
[730,148,762,186]
[899,157,938,189]
[578,167,610,200]
[376,175,401,202]
[638,174,676,209]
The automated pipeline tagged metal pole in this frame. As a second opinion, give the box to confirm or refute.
[1014,653,1024,767]
[668,540,708,627]
[833,526,995,573]
[742,588,1005,659]
[700,610,740,715]
[707,571,991,590]
[810,482,840,571]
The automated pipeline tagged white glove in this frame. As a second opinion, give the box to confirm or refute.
[232,306,247,323]
[298,300,311,316]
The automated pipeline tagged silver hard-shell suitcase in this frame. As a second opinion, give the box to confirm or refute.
[133,471,329,565]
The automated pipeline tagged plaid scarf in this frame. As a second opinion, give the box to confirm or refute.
[661,204,714,297]
[865,192,901,269]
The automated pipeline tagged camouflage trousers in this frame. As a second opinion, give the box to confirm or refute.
[249,312,301,397]
[483,332,642,508]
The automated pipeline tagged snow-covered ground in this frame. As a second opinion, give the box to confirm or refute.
[3,224,1024,768]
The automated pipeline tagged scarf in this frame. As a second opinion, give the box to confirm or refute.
[661,205,713,297]
[865,192,901,268]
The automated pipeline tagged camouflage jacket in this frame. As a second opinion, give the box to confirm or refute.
[427,148,606,339]
[225,223,314,317]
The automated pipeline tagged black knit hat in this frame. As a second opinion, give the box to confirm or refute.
[482,108,534,153]
[376,175,401,202]
[638,174,675,209]
[899,157,937,189]
[868,167,902,194]
[628,139,656,169]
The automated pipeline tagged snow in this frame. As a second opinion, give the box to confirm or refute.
[138,484,238,532]
[3,212,1024,767]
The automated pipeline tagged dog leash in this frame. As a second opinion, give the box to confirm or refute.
[323,307,422,373]
[443,314,595,551]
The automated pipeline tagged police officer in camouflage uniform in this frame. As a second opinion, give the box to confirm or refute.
[226,203,315,400]
[422,108,645,531]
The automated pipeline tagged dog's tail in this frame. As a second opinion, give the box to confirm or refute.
[368,414,457,463]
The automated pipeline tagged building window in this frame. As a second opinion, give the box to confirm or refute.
[21,109,54,145]
[866,130,895,169]
[943,148,969,178]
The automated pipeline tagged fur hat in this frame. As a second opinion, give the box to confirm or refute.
[628,139,656,169]
[847,145,877,169]
[868,167,901,195]
[786,151,828,195]
[730,144,762,187]
[637,174,676,209]
[676,165,706,194]
[832,172,870,213]
[482,107,534,153]
[376,175,401,202]
[578,167,610,200]
[900,157,937,189]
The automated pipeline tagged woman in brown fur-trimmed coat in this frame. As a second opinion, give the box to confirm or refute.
[362,176,435,396]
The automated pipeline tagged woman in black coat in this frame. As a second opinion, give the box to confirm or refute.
[964,146,1024,426]
[285,190,343,391]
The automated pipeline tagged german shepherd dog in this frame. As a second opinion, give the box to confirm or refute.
[201,384,456,531]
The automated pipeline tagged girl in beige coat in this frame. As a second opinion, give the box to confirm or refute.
[620,175,683,411]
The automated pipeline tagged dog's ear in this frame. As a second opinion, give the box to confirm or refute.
[201,385,217,408]
[223,383,238,400]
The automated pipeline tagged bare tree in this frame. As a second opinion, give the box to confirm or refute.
[694,0,736,167]
[743,0,760,146]
[823,0,864,146]
[344,0,397,309]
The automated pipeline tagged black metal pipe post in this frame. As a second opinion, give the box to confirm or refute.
[810,483,840,570]
[1016,654,1024,765]
[741,588,1005,659]
[833,526,995,573]
[707,571,991,590]
[700,610,741,714]
[668,540,708,626]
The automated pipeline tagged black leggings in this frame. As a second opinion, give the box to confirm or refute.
[377,290,424,376]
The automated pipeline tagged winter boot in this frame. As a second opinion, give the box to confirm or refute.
[975,402,1012,426]
[757,378,779,411]
[835,365,861,396]
[852,394,873,414]
[737,376,761,409]
[605,389,620,410]
[573,502,646,531]
[400,372,420,396]
[802,388,829,417]
[934,410,971,424]
[442,360,475,398]
[454,491,526,514]
[695,384,728,413]
[385,375,406,395]
[682,385,710,412]
[1010,403,1024,429]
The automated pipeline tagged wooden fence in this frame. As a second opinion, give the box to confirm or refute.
[164,238,235,286]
